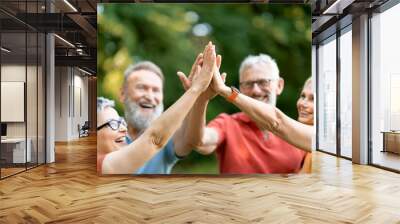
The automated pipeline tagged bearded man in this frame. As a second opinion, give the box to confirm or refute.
[120,61,193,174]
[181,54,311,174]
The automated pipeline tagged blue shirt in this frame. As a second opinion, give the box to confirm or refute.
[126,137,179,174]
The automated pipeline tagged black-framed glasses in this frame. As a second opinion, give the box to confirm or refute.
[97,118,127,131]
[239,78,277,90]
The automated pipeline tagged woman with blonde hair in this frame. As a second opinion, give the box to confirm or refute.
[296,77,314,173]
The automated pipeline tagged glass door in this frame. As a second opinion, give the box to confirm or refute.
[370,2,400,171]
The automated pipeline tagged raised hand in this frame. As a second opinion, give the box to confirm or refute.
[203,54,226,99]
[211,61,228,95]
[187,42,216,93]
[177,53,203,91]
[177,45,226,100]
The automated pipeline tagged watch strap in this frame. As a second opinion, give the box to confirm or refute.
[227,86,240,102]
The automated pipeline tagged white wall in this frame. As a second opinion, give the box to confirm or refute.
[1,65,32,138]
[54,67,89,141]
[54,66,68,141]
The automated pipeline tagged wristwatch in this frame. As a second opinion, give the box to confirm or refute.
[227,86,240,102]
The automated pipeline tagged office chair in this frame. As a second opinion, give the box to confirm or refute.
[79,121,90,138]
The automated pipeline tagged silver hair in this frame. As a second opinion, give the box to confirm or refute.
[97,97,115,113]
[123,61,165,89]
[239,53,280,80]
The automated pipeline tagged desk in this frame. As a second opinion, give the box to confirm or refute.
[1,138,31,164]
[381,131,400,154]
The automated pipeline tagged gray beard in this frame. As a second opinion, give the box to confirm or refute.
[267,93,277,106]
[124,98,164,134]
[253,93,276,106]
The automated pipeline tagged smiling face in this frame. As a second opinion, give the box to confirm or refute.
[121,69,164,132]
[97,107,128,155]
[297,81,314,125]
[239,64,284,106]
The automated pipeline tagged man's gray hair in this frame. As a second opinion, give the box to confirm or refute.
[239,54,280,79]
[97,97,115,113]
[123,61,165,87]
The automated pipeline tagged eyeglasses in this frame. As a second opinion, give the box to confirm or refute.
[97,118,127,131]
[239,78,277,90]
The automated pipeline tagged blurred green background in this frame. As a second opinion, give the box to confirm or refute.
[97,4,311,174]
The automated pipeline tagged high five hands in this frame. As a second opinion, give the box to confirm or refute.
[177,41,227,99]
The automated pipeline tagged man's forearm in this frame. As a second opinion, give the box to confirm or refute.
[173,113,192,157]
[147,87,203,148]
[185,95,209,148]
[173,99,207,157]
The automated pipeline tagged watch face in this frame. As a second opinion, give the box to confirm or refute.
[231,86,240,93]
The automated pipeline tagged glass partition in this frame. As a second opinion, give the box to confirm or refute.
[371,3,400,171]
[0,1,46,179]
[1,30,28,177]
[317,35,337,155]
[339,27,352,158]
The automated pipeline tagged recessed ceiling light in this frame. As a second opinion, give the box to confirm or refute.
[322,0,354,15]
[63,0,78,12]
[1,47,11,53]
[78,67,92,76]
[54,34,75,48]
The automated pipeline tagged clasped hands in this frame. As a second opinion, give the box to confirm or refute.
[177,41,229,100]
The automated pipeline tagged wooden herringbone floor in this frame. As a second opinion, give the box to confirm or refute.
[1,135,400,223]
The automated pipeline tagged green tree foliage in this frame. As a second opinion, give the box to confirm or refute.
[98,4,311,173]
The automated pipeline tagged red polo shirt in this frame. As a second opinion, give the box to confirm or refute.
[207,112,307,174]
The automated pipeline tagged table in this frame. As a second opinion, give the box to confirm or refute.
[381,131,400,154]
